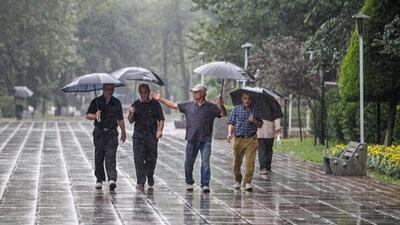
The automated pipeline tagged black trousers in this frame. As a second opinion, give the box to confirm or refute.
[258,138,274,170]
[133,135,158,185]
[93,128,119,182]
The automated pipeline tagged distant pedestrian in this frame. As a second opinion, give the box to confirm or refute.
[257,118,282,174]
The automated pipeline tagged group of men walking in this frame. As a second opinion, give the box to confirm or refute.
[86,83,280,192]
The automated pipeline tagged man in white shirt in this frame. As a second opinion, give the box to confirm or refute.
[257,119,282,174]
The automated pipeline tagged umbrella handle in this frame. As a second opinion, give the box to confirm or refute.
[94,84,101,122]
[220,79,224,99]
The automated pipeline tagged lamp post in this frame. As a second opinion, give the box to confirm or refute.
[241,42,253,87]
[198,51,205,85]
[353,12,369,144]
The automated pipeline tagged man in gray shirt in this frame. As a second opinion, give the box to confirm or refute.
[152,84,227,192]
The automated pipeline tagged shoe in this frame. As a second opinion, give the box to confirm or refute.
[244,183,253,191]
[186,184,194,191]
[95,182,102,190]
[109,180,117,191]
[148,176,154,187]
[233,182,241,189]
[202,186,210,193]
[136,183,145,191]
[260,169,268,174]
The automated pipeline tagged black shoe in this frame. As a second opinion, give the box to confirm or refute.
[109,180,117,191]
[148,176,154,187]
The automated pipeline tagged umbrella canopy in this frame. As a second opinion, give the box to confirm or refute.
[110,67,165,86]
[193,61,254,80]
[14,86,33,98]
[61,73,124,93]
[230,87,283,121]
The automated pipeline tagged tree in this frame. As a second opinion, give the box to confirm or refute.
[340,0,400,145]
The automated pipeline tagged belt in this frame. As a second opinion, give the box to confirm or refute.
[235,133,256,138]
[95,127,116,132]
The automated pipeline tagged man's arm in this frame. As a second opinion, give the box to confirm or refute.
[227,124,235,143]
[249,115,263,128]
[152,90,178,110]
[127,106,135,124]
[118,119,126,143]
[156,120,165,139]
[216,97,227,117]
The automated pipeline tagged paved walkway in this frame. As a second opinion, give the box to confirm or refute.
[0,120,399,225]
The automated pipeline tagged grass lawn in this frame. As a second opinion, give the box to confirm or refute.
[275,137,400,186]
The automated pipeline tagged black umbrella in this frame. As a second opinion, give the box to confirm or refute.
[61,73,125,121]
[229,87,283,121]
[14,86,33,98]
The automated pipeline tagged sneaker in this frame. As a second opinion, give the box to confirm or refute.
[233,182,241,189]
[136,183,145,190]
[244,183,253,191]
[202,186,210,193]
[260,169,268,174]
[109,180,117,191]
[95,182,102,190]
[186,184,194,191]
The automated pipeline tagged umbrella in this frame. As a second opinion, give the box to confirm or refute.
[14,86,33,98]
[229,87,283,121]
[110,67,164,86]
[61,73,125,122]
[193,61,254,97]
[111,67,164,102]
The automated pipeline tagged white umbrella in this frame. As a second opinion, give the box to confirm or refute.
[14,86,33,98]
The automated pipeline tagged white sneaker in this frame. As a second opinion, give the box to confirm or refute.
[95,182,102,190]
[202,186,210,193]
[244,183,253,191]
[260,169,268,174]
[109,180,117,191]
[233,182,241,189]
[186,184,194,191]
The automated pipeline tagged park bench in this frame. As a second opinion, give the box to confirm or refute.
[323,142,367,176]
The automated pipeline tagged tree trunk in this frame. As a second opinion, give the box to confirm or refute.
[283,98,288,138]
[42,98,46,117]
[297,95,303,141]
[384,96,398,146]
[174,0,190,101]
[376,102,381,144]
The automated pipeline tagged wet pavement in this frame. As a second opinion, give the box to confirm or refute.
[0,120,399,225]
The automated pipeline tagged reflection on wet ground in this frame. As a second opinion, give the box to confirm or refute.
[0,120,399,224]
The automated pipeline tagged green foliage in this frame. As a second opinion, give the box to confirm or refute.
[0,96,15,117]
[340,0,400,102]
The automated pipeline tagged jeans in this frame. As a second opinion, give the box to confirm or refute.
[258,138,274,171]
[185,141,211,187]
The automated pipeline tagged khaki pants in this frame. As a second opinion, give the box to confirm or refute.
[232,136,258,185]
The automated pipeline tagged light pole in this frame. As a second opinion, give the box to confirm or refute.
[241,42,253,87]
[353,12,369,144]
[198,51,205,85]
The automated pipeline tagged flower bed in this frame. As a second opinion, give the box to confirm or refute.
[327,144,400,178]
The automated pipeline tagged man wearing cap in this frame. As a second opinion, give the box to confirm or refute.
[152,84,227,193]
[86,84,126,191]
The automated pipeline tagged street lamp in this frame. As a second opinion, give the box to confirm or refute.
[352,12,369,144]
[198,51,206,84]
[241,42,254,87]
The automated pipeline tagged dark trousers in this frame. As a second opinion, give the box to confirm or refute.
[133,135,158,185]
[258,138,274,171]
[93,128,119,182]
